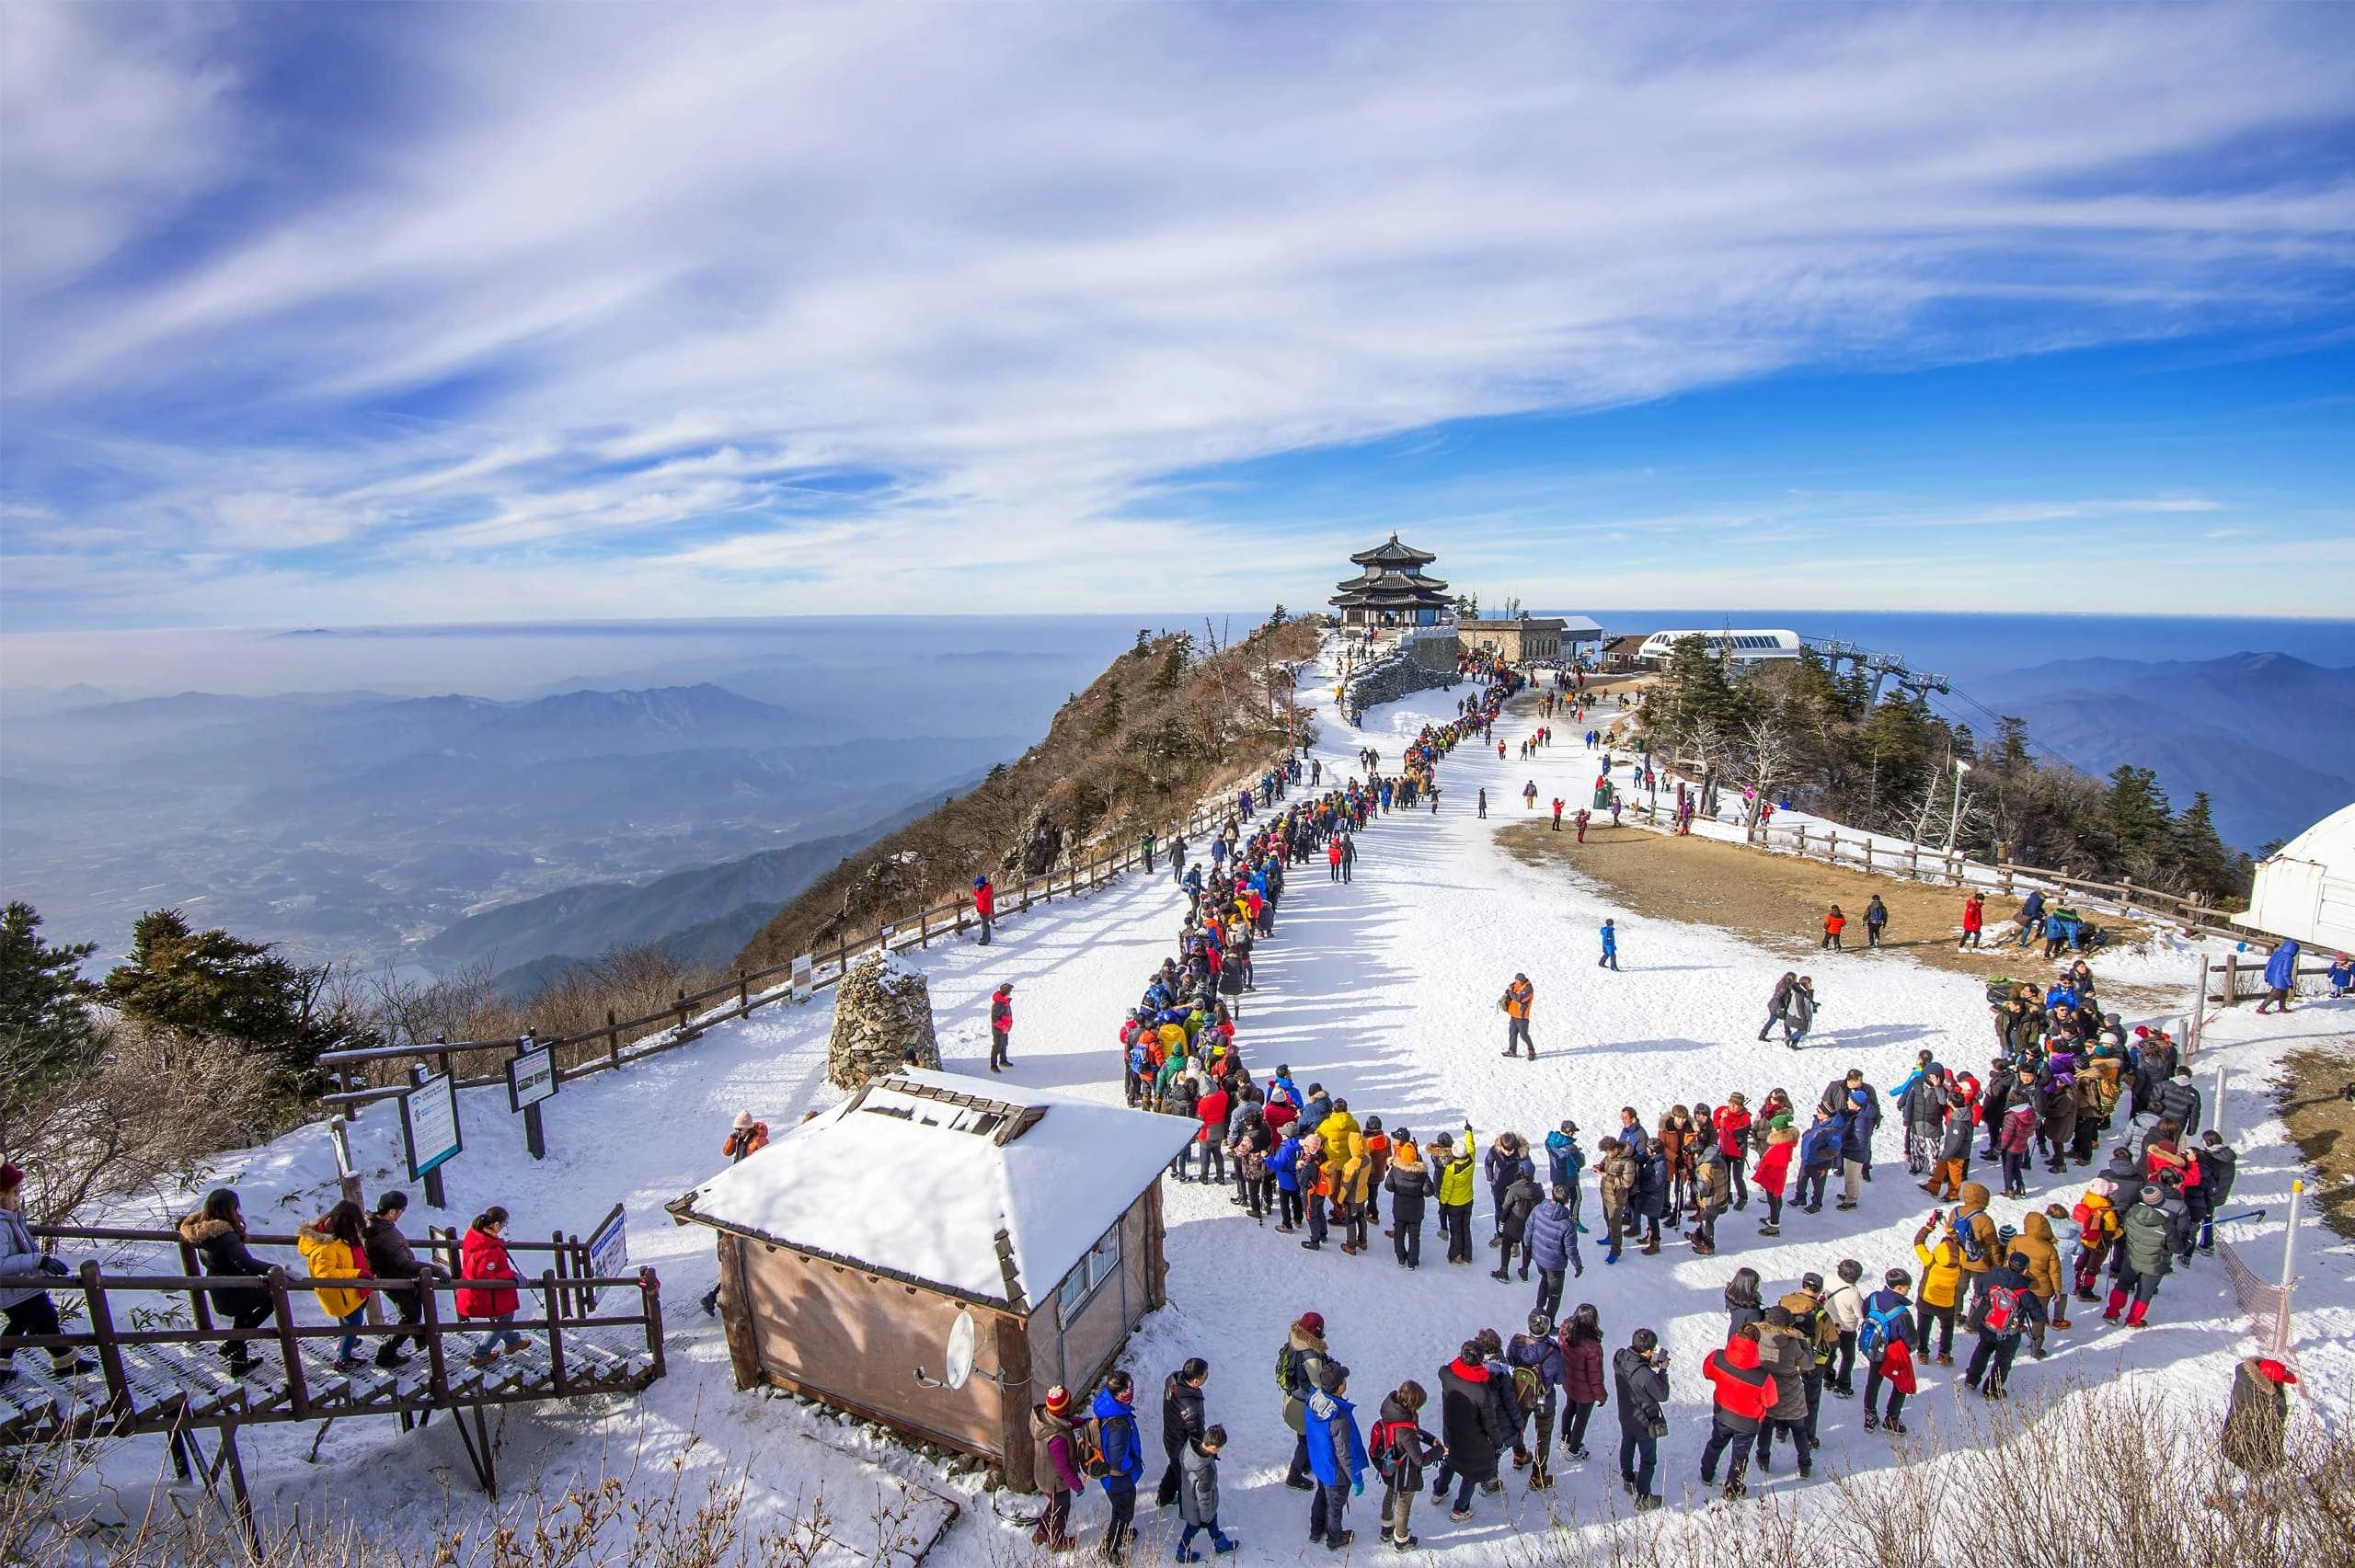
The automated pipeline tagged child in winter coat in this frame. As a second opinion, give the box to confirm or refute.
[1821,906,1846,951]
[1175,1426,1236,1561]
[1029,1385,1084,1550]
[1752,1116,1797,1235]
[1370,1380,1443,1550]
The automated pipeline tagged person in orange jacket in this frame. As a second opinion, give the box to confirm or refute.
[1501,974,1535,1059]
[1821,906,1846,952]
[702,1114,770,1315]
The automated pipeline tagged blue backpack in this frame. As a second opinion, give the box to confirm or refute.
[1857,1300,1909,1360]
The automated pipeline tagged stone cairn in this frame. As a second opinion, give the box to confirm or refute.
[826,950,941,1091]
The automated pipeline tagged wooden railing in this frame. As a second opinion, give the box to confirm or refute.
[316,792,1265,1109]
[2,1226,665,1436]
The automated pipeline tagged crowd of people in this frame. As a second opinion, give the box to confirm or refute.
[1048,662,2275,1560]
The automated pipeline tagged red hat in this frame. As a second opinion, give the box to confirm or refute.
[1298,1311,1326,1337]
[0,1161,22,1192]
[2255,1358,2298,1386]
[1044,1385,1073,1414]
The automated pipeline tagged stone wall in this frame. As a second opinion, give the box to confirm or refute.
[1345,648,1454,714]
[827,951,941,1090]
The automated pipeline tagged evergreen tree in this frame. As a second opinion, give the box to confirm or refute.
[2170,791,2238,899]
[1,901,100,1118]
[1149,636,1189,694]
[2102,765,2176,880]
[1094,681,1126,740]
[102,910,363,1089]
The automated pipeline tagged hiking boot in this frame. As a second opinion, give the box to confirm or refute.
[1862,1412,1878,1431]
[1756,1222,1780,1237]
[1490,1269,1510,1281]
[1286,1477,1315,1493]
[1721,1478,1746,1501]
[1634,1494,1662,1513]
[1447,1508,1472,1522]
[1884,1420,1907,1435]
[373,1345,410,1369]
[1325,1532,1354,1551]
[1391,1536,1418,1551]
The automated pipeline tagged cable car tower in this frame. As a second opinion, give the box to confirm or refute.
[1803,636,1950,706]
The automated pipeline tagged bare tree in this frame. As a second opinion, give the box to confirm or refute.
[1740,712,1795,841]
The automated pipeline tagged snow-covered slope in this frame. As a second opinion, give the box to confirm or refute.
[68,647,2353,1562]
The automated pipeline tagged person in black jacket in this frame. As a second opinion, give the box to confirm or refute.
[362,1192,445,1369]
[2194,1131,2237,1254]
[1613,1328,1671,1513]
[1432,1342,1507,1521]
[1156,1358,1210,1509]
[177,1188,274,1374]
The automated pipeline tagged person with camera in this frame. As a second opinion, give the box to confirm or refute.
[1612,1327,1670,1512]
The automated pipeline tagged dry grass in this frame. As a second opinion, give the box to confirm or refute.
[1497,819,2177,1004]
[2278,1043,2355,1242]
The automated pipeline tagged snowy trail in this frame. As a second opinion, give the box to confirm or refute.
[88,648,2355,1562]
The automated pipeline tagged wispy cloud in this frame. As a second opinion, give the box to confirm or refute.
[3,2,2352,626]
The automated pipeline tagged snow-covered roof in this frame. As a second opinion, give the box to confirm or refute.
[2234,801,2355,951]
[671,1069,1197,1309]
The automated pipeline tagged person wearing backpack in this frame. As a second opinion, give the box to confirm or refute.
[1963,1249,2047,1399]
[1030,1385,1084,1551]
[1090,1372,1144,1562]
[1857,1269,1919,1435]
[1699,1324,1779,1501]
[1612,1328,1670,1512]
[1822,1259,1867,1398]
[1491,1166,1544,1283]
[1304,1363,1368,1551]
[1779,1276,1837,1448]
[1505,1310,1564,1490]
[1948,1181,2002,1279]
[1369,1380,1443,1551]
[1279,1314,1331,1490]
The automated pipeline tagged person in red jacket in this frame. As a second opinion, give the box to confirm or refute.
[458,1206,526,1368]
[1959,893,1986,951]
[1194,1081,1232,1185]
[1713,1096,1753,1211]
[1700,1325,1779,1499]
[990,982,1014,1073]
[972,876,996,946]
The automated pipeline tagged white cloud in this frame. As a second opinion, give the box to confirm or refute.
[3,2,2352,624]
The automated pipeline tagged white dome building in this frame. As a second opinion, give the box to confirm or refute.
[2234,800,2355,952]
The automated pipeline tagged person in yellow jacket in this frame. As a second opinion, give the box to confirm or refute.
[1317,1101,1364,1165]
[297,1200,373,1372]
[1338,1146,1373,1254]
[1433,1127,1479,1265]
[1911,1218,1964,1366]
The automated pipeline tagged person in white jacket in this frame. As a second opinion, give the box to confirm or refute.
[1821,1257,1867,1398]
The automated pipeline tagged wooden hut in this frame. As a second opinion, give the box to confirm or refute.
[667,1069,1197,1490]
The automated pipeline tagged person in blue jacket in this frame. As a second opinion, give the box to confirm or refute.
[2013,889,2045,948]
[1092,1372,1144,1562]
[1598,919,1620,971]
[1545,1121,1587,1230]
[1797,1109,1844,1215]
[1303,1362,1368,1550]
[2328,953,2352,999]
[2257,938,2302,1014]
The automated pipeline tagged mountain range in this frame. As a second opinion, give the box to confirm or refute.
[1975,651,2355,851]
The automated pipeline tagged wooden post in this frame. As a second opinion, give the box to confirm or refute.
[2223,949,2239,1006]
[177,1234,215,1332]
[421,1274,451,1405]
[76,1262,129,1412]
[919,904,929,947]
[541,1271,569,1395]
[956,895,968,935]
[716,1234,762,1390]
[1863,839,1873,875]
[1827,830,1838,864]
[606,1008,621,1070]
[1906,844,1919,879]
[674,989,690,1036]
[2000,864,2015,896]
[738,970,750,1009]
[266,1267,313,1418]
[833,934,848,980]
[1796,826,1807,857]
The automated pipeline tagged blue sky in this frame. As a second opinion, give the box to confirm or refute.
[3,2,2352,630]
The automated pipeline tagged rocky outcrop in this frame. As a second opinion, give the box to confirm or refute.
[827,951,940,1090]
[1345,648,1453,715]
[1005,807,1065,877]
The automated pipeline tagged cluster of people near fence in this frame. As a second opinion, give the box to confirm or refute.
[2,1161,535,1388]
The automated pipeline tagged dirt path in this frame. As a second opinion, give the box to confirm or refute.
[1497,818,2176,1004]
[2280,1044,2355,1241]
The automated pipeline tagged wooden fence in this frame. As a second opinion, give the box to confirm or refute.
[318,793,1256,1110]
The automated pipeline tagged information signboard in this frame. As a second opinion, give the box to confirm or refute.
[791,953,814,1003]
[506,1044,557,1113]
[400,1071,463,1182]
[580,1205,629,1311]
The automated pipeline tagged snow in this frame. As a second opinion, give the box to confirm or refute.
[678,1069,1198,1305]
[52,635,2355,1562]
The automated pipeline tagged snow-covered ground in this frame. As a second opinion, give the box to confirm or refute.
[61,647,2355,1561]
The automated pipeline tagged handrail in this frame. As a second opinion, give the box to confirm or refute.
[31,1221,576,1253]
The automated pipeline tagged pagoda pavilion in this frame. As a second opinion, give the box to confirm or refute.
[1329,535,1452,627]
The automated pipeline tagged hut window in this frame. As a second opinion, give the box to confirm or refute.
[1056,1223,1123,1326]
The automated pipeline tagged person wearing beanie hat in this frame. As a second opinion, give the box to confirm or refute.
[2106,1184,2177,1327]
[1303,1361,1366,1549]
[1506,1310,1565,1489]
[1,1162,98,1384]
[990,982,1014,1073]
[1029,1386,1082,1550]
[1280,1315,1331,1489]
